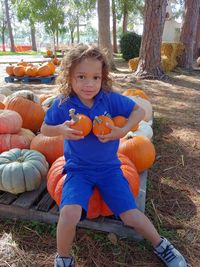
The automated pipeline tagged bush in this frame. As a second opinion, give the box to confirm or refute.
[120,32,141,61]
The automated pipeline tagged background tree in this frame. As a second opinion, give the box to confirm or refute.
[135,0,167,79]
[112,0,118,53]
[4,0,15,52]
[116,0,144,33]
[61,0,96,44]
[97,0,115,69]
[0,0,7,51]
[178,0,200,69]
[13,0,37,51]
[194,8,200,58]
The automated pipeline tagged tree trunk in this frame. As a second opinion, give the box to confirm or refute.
[70,30,74,44]
[112,0,118,53]
[194,9,200,58]
[30,23,37,51]
[135,0,167,80]
[4,0,15,52]
[77,17,80,43]
[97,0,115,69]
[2,20,6,52]
[56,29,59,48]
[178,0,200,69]
[122,1,128,33]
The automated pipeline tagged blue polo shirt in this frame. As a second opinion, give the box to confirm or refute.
[44,90,135,172]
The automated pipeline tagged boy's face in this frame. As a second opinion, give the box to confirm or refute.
[71,57,102,107]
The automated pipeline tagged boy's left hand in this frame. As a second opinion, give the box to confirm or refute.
[97,123,126,143]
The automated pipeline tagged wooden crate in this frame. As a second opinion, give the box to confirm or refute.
[0,172,147,240]
[4,75,57,84]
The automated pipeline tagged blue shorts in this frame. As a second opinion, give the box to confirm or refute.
[60,168,137,219]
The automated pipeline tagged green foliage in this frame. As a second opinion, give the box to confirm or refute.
[119,31,141,61]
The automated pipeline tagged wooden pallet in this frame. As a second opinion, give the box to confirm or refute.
[4,75,57,84]
[0,172,147,240]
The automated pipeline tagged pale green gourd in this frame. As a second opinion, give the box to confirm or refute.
[0,148,49,194]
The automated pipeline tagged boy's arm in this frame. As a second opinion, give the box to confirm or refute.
[40,121,84,140]
[121,105,145,135]
[97,105,145,142]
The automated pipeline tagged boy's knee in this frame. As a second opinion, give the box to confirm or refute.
[120,209,141,227]
[59,204,82,226]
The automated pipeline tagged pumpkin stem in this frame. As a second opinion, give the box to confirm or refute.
[103,111,111,118]
[94,116,102,124]
[69,108,79,122]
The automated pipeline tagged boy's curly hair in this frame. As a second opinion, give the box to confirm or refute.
[56,44,112,97]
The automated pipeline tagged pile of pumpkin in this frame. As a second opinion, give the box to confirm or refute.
[5,59,59,78]
[0,87,155,219]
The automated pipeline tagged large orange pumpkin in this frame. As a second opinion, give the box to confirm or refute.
[0,128,35,153]
[0,109,22,134]
[5,96,45,133]
[69,108,92,137]
[0,102,5,109]
[30,133,64,165]
[118,136,156,173]
[47,153,140,219]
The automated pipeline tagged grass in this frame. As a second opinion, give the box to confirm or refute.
[0,51,44,56]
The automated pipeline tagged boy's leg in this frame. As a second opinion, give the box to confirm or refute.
[120,209,187,267]
[120,209,160,247]
[57,204,82,257]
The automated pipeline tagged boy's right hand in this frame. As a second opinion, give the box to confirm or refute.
[59,120,84,140]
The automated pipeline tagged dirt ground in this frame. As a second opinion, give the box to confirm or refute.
[0,60,200,267]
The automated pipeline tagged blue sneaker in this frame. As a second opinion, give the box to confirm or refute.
[54,255,75,267]
[154,237,187,267]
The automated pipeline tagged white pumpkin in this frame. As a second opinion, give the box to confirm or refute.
[197,57,200,67]
[0,94,6,102]
[126,120,153,140]
[0,88,12,96]
[4,90,39,103]
[128,96,153,122]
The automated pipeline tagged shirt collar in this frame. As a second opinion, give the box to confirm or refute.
[69,90,105,109]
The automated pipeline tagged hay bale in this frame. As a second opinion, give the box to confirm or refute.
[161,42,185,72]
[128,57,139,71]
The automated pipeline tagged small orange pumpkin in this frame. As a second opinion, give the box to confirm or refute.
[6,64,14,76]
[39,94,53,104]
[92,115,114,136]
[113,115,139,132]
[25,66,38,77]
[17,60,29,67]
[123,89,149,100]
[13,65,26,77]
[37,65,52,77]
[46,49,53,56]
[42,61,55,75]
[52,57,60,65]
[69,108,92,137]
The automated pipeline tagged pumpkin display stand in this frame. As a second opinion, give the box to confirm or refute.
[0,171,147,240]
[4,74,57,84]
